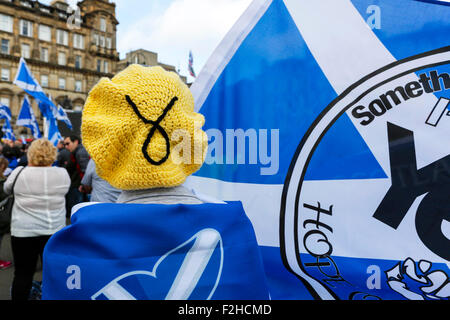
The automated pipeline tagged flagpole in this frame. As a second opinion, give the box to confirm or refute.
[44,117,48,139]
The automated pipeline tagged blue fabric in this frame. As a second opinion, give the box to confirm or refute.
[17,96,42,139]
[14,58,56,110]
[193,0,450,300]
[1,117,15,141]
[42,202,270,300]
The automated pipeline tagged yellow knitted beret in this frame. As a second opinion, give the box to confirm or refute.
[81,65,208,190]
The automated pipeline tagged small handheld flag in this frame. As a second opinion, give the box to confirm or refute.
[56,105,73,130]
[17,96,42,139]
[1,117,15,141]
[188,51,196,78]
[0,104,12,121]
[48,117,63,147]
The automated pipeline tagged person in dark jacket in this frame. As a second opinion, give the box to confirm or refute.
[0,157,11,270]
[2,145,19,173]
[63,136,90,217]
[56,140,70,168]
[17,142,30,168]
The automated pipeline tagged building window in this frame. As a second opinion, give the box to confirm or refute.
[100,18,106,32]
[0,97,10,107]
[41,47,49,62]
[21,1,32,8]
[75,80,82,92]
[56,29,69,46]
[1,68,9,81]
[100,36,105,48]
[106,37,112,49]
[21,44,30,59]
[104,61,109,73]
[97,59,101,72]
[75,55,82,69]
[38,25,52,42]
[20,20,33,37]
[73,34,85,49]
[58,52,66,66]
[58,78,65,90]
[41,75,49,88]
[1,39,9,54]
[93,34,99,46]
[0,14,13,33]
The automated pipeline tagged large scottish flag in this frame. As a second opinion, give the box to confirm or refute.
[186,0,450,300]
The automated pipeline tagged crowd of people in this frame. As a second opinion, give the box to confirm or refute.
[0,135,120,300]
[0,65,264,301]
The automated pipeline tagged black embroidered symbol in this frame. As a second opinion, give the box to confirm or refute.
[126,95,178,166]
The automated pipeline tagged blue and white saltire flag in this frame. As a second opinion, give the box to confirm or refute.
[55,105,73,130]
[17,96,42,139]
[0,104,11,121]
[47,117,63,147]
[186,0,450,300]
[42,202,270,300]
[13,57,56,109]
[1,117,15,141]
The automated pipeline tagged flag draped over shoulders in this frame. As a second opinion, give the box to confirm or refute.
[42,202,270,300]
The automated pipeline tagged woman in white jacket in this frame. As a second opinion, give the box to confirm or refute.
[4,139,70,300]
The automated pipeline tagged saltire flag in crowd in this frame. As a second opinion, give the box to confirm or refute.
[187,0,450,300]
[38,99,56,121]
[13,58,65,145]
[188,50,196,78]
[47,116,63,147]
[0,103,13,141]
[17,95,42,139]
[13,57,55,110]
[55,105,73,130]
[1,117,15,141]
[0,104,11,121]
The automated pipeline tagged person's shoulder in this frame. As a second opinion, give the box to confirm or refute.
[75,144,89,156]
[51,165,69,171]
[5,166,25,182]
[48,166,70,175]
[11,166,26,174]
[79,145,89,155]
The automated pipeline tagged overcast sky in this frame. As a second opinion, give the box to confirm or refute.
[43,0,449,83]
[42,0,252,82]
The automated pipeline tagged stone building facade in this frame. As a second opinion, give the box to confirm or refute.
[0,0,119,137]
[117,49,188,84]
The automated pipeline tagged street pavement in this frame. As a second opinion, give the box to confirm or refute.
[0,233,44,301]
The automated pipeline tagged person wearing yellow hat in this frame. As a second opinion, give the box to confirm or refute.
[41,65,269,300]
[81,64,209,203]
